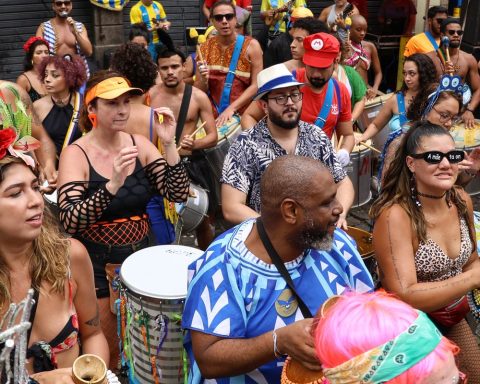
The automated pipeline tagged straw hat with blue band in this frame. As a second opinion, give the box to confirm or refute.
[253,64,304,101]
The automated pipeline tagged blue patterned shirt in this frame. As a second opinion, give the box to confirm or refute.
[182,219,374,384]
[220,118,347,212]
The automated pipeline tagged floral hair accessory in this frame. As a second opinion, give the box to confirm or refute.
[23,36,50,53]
[0,84,40,167]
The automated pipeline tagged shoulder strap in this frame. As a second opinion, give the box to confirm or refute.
[218,35,245,114]
[176,84,193,143]
[314,78,334,130]
[73,144,93,168]
[256,219,313,318]
[139,4,152,28]
[27,288,40,344]
[424,31,439,51]
[332,78,341,120]
[149,107,154,142]
[396,93,408,126]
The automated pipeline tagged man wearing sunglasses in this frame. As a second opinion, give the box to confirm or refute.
[404,6,447,57]
[36,0,92,77]
[427,17,480,128]
[195,0,263,128]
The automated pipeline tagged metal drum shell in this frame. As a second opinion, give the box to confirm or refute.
[120,245,203,384]
[346,136,372,208]
[450,121,480,196]
[176,183,209,233]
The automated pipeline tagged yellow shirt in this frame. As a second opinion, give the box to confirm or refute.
[403,32,439,57]
[130,0,167,43]
[261,0,306,33]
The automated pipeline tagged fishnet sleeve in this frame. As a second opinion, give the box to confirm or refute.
[58,181,115,235]
[144,158,189,202]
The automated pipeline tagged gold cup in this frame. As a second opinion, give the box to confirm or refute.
[72,354,107,384]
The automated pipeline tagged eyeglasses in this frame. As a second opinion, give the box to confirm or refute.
[435,18,446,24]
[409,150,465,164]
[267,92,303,105]
[212,13,235,22]
[447,29,464,36]
[54,0,71,6]
[432,106,460,124]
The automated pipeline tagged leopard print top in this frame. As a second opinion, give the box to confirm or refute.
[415,217,472,282]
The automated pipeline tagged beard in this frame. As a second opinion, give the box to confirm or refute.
[295,217,334,251]
[307,76,327,89]
[164,79,180,88]
[449,40,461,48]
[268,106,300,130]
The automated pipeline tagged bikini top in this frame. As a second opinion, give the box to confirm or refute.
[26,277,79,373]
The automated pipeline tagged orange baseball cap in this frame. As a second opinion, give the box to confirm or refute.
[85,77,143,106]
[290,7,314,22]
[302,33,340,68]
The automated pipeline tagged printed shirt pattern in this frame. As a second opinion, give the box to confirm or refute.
[182,219,375,384]
[220,117,346,212]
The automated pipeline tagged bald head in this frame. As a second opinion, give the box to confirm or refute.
[351,14,367,27]
[260,155,332,214]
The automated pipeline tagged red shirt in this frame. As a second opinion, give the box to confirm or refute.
[295,68,352,139]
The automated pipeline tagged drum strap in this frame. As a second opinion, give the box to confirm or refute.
[314,78,341,131]
[175,84,193,143]
[217,35,245,114]
[256,218,313,318]
[424,31,439,51]
[396,93,408,127]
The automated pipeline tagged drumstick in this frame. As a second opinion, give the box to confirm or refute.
[359,141,381,154]
[337,135,344,151]
[176,120,208,151]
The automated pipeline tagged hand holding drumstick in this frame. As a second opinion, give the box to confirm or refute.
[177,120,208,151]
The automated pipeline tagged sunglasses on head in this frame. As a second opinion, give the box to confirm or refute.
[55,0,71,5]
[409,150,465,164]
[447,29,464,36]
[212,13,235,22]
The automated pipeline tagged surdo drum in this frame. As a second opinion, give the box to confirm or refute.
[346,134,372,207]
[119,245,203,383]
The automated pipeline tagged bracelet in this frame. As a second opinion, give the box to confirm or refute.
[466,107,475,113]
[272,330,285,359]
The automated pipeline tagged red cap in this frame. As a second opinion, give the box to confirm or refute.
[302,33,340,68]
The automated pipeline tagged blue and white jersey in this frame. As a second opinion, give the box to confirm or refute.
[182,219,374,384]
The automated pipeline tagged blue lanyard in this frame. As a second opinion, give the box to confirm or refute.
[314,79,334,129]
[396,93,408,127]
[424,31,439,51]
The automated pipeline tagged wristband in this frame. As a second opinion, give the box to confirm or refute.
[466,107,475,113]
[272,330,285,359]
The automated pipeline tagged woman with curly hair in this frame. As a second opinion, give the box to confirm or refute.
[356,53,437,146]
[33,54,86,158]
[16,36,50,102]
[0,133,108,381]
[370,121,480,381]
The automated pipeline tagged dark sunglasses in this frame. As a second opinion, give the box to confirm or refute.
[409,150,465,164]
[435,18,446,24]
[447,29,464,36]
[212,13,235,22]
[55,0,71,5]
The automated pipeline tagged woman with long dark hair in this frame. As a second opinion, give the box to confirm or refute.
[16,36,50,102]
[370,121,480,381]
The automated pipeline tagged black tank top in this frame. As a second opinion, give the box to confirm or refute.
[74,136,153,221]
[42,95,82,155]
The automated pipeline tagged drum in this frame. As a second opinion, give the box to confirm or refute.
[357,93,393,155]
[203,114,242,181]
[175,183,209,233]
[450,121,480,195]
[120,245,203,384]
[346,134,372,207]
[281,358,326,384]
[345,226,378,286]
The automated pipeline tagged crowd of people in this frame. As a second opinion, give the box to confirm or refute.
[1,0,480,383]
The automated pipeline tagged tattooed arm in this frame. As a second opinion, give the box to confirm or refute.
[70,238,109,364]
[373,204,480,312]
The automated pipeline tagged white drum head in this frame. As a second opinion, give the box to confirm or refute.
[120,245,203,300]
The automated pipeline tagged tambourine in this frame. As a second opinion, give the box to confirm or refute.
[281,357,326,384]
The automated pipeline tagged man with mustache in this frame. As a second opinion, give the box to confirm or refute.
[149,45,218,250]
[221,63,354,229]
[36,0,92,77]
[294,32,354,163]
[426,17,480,128]
[183,155,373,384]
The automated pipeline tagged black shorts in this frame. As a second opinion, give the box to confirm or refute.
[78,236,149,298]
